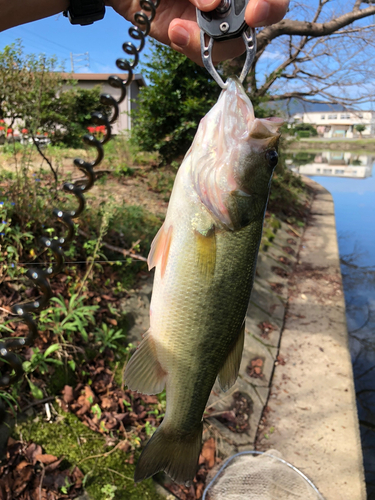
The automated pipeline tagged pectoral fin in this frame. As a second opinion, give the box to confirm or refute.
[218,320,245,392]
[124,331,167,395]
[148,224,173,278]
[195,226,216,278]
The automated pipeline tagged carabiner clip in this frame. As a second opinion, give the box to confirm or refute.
[197,0,256,89]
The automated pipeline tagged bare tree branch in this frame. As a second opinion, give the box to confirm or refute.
[250,1,375,106]
[256,4,375,52]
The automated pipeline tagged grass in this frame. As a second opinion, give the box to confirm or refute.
[14,410,164,500]
[0,136,311,499]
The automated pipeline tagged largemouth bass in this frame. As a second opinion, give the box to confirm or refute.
[124,77,282,484]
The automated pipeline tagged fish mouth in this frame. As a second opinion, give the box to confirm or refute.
[266,134,281,149]
[249,118,283,141]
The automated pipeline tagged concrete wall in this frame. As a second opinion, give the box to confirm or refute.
[259,177,366,500]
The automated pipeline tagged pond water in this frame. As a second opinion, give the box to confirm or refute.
[288,150,375,498]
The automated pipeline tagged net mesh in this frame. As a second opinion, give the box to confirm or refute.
[203,450,324,500]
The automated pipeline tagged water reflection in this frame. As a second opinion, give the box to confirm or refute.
[288,151,375,497]
[341,250,375,496]
[287,150,374,178]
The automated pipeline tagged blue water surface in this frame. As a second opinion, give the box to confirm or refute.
[291,155,375,497]
[311,174,375,267]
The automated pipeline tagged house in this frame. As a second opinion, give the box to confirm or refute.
[1,73,146,142]
[292,109,375,138]
[62,73,146,135]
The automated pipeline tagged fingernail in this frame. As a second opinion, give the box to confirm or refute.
[170,25,190,47]
[251,0,271,27]
[196,0,217,9]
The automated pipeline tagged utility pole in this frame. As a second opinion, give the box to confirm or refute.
[70,52,90,73]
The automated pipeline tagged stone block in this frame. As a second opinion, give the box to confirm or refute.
[240,332,277,387]
[249,281,285,323]
[245,306,282,348]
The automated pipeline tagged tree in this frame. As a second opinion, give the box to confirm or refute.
[132,2,375,162]
[292,123,318,137]
[226,0,375,109]
[0,41,102,149]
[355,124,366,137]
[131,41,221,164]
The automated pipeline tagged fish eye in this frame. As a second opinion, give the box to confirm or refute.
[266,149,278,168]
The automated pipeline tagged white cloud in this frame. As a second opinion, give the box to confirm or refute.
[261,50,282,60]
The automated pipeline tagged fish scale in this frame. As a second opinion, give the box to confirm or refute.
[124,77,283,484]
[157,220,264,429]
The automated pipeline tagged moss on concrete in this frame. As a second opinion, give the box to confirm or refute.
[14,411,164,500]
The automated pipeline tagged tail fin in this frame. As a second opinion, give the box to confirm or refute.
[134,422,203,485]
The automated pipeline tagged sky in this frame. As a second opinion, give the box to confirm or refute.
[0,2,374,108]
[0,8,152,74]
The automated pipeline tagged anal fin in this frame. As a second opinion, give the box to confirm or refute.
[124,331,167,395]
[218,319,245,392]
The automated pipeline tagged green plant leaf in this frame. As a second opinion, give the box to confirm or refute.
[44,343,61,358]
[28,380,44,400]
[68,360,76,371]
[22,361,32,373]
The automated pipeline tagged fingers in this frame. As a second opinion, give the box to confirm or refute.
[188,0,221,12]
[168,0,290,66]
[245,0,290,27]
[169,19,245,66]
[189,0,290,27]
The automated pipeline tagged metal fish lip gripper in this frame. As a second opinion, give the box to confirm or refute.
[197,0,256,89]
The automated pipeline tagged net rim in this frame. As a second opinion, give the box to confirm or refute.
[202,450,325,500]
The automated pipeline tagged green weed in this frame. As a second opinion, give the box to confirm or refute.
[94,323,127,354]
[38,294,98,344]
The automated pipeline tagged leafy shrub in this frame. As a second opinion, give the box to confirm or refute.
[131,41,221,164]
[0,41,104,148]
[292,123,318,137]
[297,130,312,138]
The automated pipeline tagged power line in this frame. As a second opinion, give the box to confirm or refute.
[19,26,76,54]
[18,26,107,68]
[13,37,69,62]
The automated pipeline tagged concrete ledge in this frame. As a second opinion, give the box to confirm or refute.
[257,177,366,499]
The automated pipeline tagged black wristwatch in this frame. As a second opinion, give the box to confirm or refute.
[63,0,106,26]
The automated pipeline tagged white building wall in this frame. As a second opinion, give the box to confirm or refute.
[296,110,375,138]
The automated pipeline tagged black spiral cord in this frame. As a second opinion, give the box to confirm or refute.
[0,0,159,425]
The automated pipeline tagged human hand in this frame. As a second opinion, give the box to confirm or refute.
[106,0,290,65]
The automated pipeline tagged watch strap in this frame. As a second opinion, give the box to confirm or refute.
[64,0,105,26]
